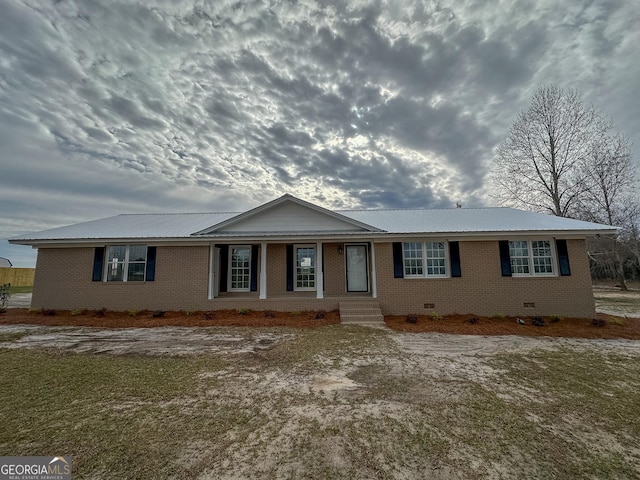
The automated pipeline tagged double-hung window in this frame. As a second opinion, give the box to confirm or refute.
[229,246,251,291]
[403,241,448,278]
[106,245,147,282]
[295,245,316,290]
[508,240,555,276]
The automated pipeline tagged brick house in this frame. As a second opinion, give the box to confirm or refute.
[10,194,615,318]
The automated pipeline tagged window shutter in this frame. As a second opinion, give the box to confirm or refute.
[392,242,404,278]
[498,240,512,277]
[556,239,571,276]
[92,247,105,282]
[449,241,461,277]
[217,245,229,292]
[145,246,157,281]
[250,244,259,291]
[286,244,294,291]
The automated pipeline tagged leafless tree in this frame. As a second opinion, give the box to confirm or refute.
[491,85,599,217]
[577,130,636,289]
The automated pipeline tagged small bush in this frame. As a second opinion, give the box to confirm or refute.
[430,311,442,321]
[315,310,326,320]
[492,313,505,321]
[591,318,607,327]
[550,315,561,323]
[186,311,195,317]
[152,310,165,318]
[95,308,106,318]
[28,308,40,314]
[263,310,275,318]
[203,311,215,321]
[290,310,301,316]
[532,317,545,327]
[405,314,418,324]
[237,308,250,315]
[70,309,84,316]
[41,309,56,316]
[466,317,479,324]
[607,316,626,326]
[128,309,138,317]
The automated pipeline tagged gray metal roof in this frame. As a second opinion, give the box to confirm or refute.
[9,205,616,245]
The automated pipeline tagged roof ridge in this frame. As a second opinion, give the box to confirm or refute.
[117,212,241,216]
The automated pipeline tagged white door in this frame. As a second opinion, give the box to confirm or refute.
[346,245,368,292]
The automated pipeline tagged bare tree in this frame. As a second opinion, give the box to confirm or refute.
[576,130,636,290]
[491,85,599,217]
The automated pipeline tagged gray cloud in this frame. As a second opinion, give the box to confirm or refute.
[1,0,638,266]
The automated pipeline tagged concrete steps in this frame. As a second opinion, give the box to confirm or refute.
[339,300,386,327]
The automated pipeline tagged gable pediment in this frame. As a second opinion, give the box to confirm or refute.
[193,194,380,235]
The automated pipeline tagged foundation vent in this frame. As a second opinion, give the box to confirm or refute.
[424,303,435,309]
[524,302,535,308]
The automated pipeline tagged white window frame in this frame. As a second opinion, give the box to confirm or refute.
[104,245,147,282]
[509,239,557,277]
[403,241,449,278]
[294,244,316,291]
[228,245,251,292]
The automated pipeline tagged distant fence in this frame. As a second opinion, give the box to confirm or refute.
[0,268,35,287]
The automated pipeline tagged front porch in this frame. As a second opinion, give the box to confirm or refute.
[209,241,378,303]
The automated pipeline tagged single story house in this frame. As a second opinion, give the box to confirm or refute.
[10,194,615,318]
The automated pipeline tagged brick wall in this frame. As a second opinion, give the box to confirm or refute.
[374,240,596,318]
[31,239,596,317]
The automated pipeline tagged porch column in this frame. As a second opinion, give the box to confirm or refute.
[259,242,267,299]
[370,242,377,298]
[316,241,324,299]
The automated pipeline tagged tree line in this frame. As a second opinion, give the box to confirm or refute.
[491,85,638,289]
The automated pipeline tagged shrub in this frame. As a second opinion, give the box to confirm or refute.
[0,283,10,313]
[186,311,195,317]
[70,309,84,316]
[492,313,505,320]
[128,309,138,317]
[591,318,607,327]
[263,310,275,318]
[41,309,56,316]
[95,308,106,318]
[532,317,545,327]
[290,310,301,316]
[315,310,326,320]
[152,310,165,318]
[203,311,215,321]
[550,315,561,323]
[405,314,418,324]
[466,317,479,324]
[237,308,250,315]
[430,311,442,321]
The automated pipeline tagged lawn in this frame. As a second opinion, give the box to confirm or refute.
[1,326,639,479]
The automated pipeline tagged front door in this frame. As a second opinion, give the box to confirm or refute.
[346,244,368,292]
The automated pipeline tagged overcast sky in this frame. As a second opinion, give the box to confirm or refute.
[1,0,638,267]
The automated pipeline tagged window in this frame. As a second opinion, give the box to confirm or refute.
[295,245,315,290]
[508,240,555,276]
[105,245,147,282]
[229,246,251,291]
[403,241,448,277]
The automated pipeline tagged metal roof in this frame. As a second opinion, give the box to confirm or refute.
[9,205,615,245]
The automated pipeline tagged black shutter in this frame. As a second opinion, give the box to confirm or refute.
[556,239,571,276]
[499,240,512,277]
[145,246,157,281]
[92,247,105,282]
[392,242,404,278]
[449,241,461,277]
[217,245,229,292]
[250,244,259,291]
[286,244,294,291]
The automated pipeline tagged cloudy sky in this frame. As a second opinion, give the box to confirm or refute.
[1,0,638,267]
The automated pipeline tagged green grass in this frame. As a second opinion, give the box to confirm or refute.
[7,286,33,294]
[1,328,639,479]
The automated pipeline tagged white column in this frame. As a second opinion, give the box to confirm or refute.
[259,242,267,299]
[370,242,377,299]
[316,241,324,299]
